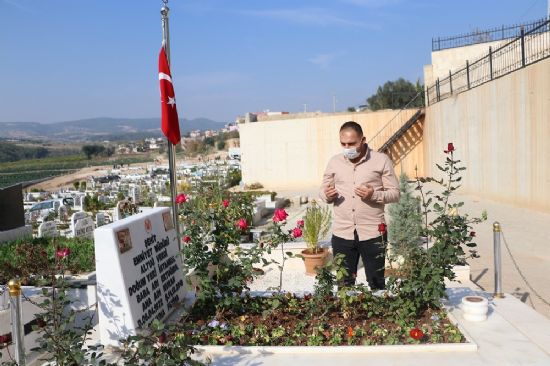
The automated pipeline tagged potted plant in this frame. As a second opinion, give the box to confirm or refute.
[300,200,332,276]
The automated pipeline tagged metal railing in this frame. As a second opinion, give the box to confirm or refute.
[427,19,550,105]
[432,17,549,51]
[367,91,424,151]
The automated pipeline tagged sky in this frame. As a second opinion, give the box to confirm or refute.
[0,0,548,123]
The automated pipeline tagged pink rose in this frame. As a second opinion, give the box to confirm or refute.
[176,193,188,204]
[292,227,302,238]
[296,219,304,228]
[273,208,289,223]
[236,218,248,231]
[56,248,70,259]
[222,199,230,208]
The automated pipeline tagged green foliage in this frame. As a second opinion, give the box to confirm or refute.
[388,173,423,259]
[226,168,241,187]
[0,154,151,189]
[0,237,95,285]
[216,140,226,150]
[366,78,424,110]
[84,194,112,212]
[387,148,487,317]
[0,141,49,163]
[301,200,331,253]
[117,319,205,366]
[81,144,106,159]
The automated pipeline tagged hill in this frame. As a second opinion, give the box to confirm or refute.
[0,117,225,141]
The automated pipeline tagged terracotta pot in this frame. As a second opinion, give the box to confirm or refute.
[301,248,329,276]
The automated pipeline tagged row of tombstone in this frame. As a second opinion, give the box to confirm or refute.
[38,211,100,239]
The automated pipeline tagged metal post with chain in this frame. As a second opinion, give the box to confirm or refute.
[500,227,550,308]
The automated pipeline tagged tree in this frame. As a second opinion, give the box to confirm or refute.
[366,78,424,111]
[388,173,423,259]
[81,144,106,159]
[216,140,226,151]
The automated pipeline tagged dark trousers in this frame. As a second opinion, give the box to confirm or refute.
[331,231,387,290]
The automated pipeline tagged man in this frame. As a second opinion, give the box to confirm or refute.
[320,121,399,290]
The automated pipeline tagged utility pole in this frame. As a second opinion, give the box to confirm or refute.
[332,93,336,113]
[303,104,307,113]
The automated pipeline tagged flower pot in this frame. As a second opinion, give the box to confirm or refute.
[461,295,489,322]
[301,248,329,276]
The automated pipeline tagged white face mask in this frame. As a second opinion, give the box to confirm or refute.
[343,147,360,160]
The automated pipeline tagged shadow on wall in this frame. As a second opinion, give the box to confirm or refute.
[386,118,424,169]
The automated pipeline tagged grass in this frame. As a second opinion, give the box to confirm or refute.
[0,153,154,188]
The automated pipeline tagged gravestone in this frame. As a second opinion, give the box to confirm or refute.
[58,205,68,221]
[96,213,105,227]
[73,217,94,239]
[74,195,84,211]
[131,187,141,204]
[94,207,185,347]
[38,221,58,238]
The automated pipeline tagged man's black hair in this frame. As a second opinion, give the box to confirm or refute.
[340,121,363,136]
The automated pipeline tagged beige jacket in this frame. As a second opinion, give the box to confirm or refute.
[319,147,400,240]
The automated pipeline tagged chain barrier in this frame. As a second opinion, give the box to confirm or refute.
[500,229,550,308]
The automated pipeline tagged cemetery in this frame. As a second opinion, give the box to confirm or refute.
[1,146,549,365]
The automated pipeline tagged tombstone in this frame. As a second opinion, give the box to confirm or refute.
[58,205,68,221]
[96,213,106,227]
[38,221,58,238]
[131,187,141,204]
[94,207,185,347]
[70,211,88,234]
[53,200,61,212]
[73,217,94,239]
[74,195,84,211]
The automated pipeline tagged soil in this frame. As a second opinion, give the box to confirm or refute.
[180,294,465,346]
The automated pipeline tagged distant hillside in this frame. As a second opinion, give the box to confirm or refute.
[0,117,225,141]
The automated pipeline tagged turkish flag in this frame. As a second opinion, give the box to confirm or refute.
[158,47,181,145]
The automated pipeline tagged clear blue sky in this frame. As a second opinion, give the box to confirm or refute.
[0,0,547,123]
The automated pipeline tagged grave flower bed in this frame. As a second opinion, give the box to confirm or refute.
[171,144,485,348]
[0,237,95,286]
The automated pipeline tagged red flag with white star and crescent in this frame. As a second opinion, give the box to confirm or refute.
[158,47,181,145]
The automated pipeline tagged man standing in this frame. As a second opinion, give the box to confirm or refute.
[320,121,399,290]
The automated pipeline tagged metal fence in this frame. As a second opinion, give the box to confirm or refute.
[427,19,550,105]
[432,17,549,51]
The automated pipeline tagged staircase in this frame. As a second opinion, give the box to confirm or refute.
[367,91,425,158]
[377,109,424,153]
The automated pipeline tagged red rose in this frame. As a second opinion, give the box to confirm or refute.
[409,328,424,340]
[347,326,354,338]
[56,247,70,259]
[222,199,230,208]
[470,231,476,237]
[176,193,188,204]
[292,227,302,238]
[158,332,167,344]
[444,142,455,154]
[273,208,288,223]
[296,219,304,228]
[303,294,312,301]
[183,235,191,243]
[236,218,248,231]
[378,223,387,234]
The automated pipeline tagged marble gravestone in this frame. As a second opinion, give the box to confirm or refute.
[38,221,58,238]
[74,217,94,239]
[94,207,185,347]
[70,212,87,234]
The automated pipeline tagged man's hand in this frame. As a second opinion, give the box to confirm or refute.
[355,184,374,200]
[324,186,339,200]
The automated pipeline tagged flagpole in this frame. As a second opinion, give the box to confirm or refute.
[161,1,182,249]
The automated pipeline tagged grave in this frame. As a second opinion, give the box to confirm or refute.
[58,205,68,221]
[70,211,88,233]
[94,207,186,347]
[38,221,58,238]
[96,212,106,227]
[74,217,95,239]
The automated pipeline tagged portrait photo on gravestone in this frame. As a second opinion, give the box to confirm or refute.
[162,211,174,231]
[116,228,133,254]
